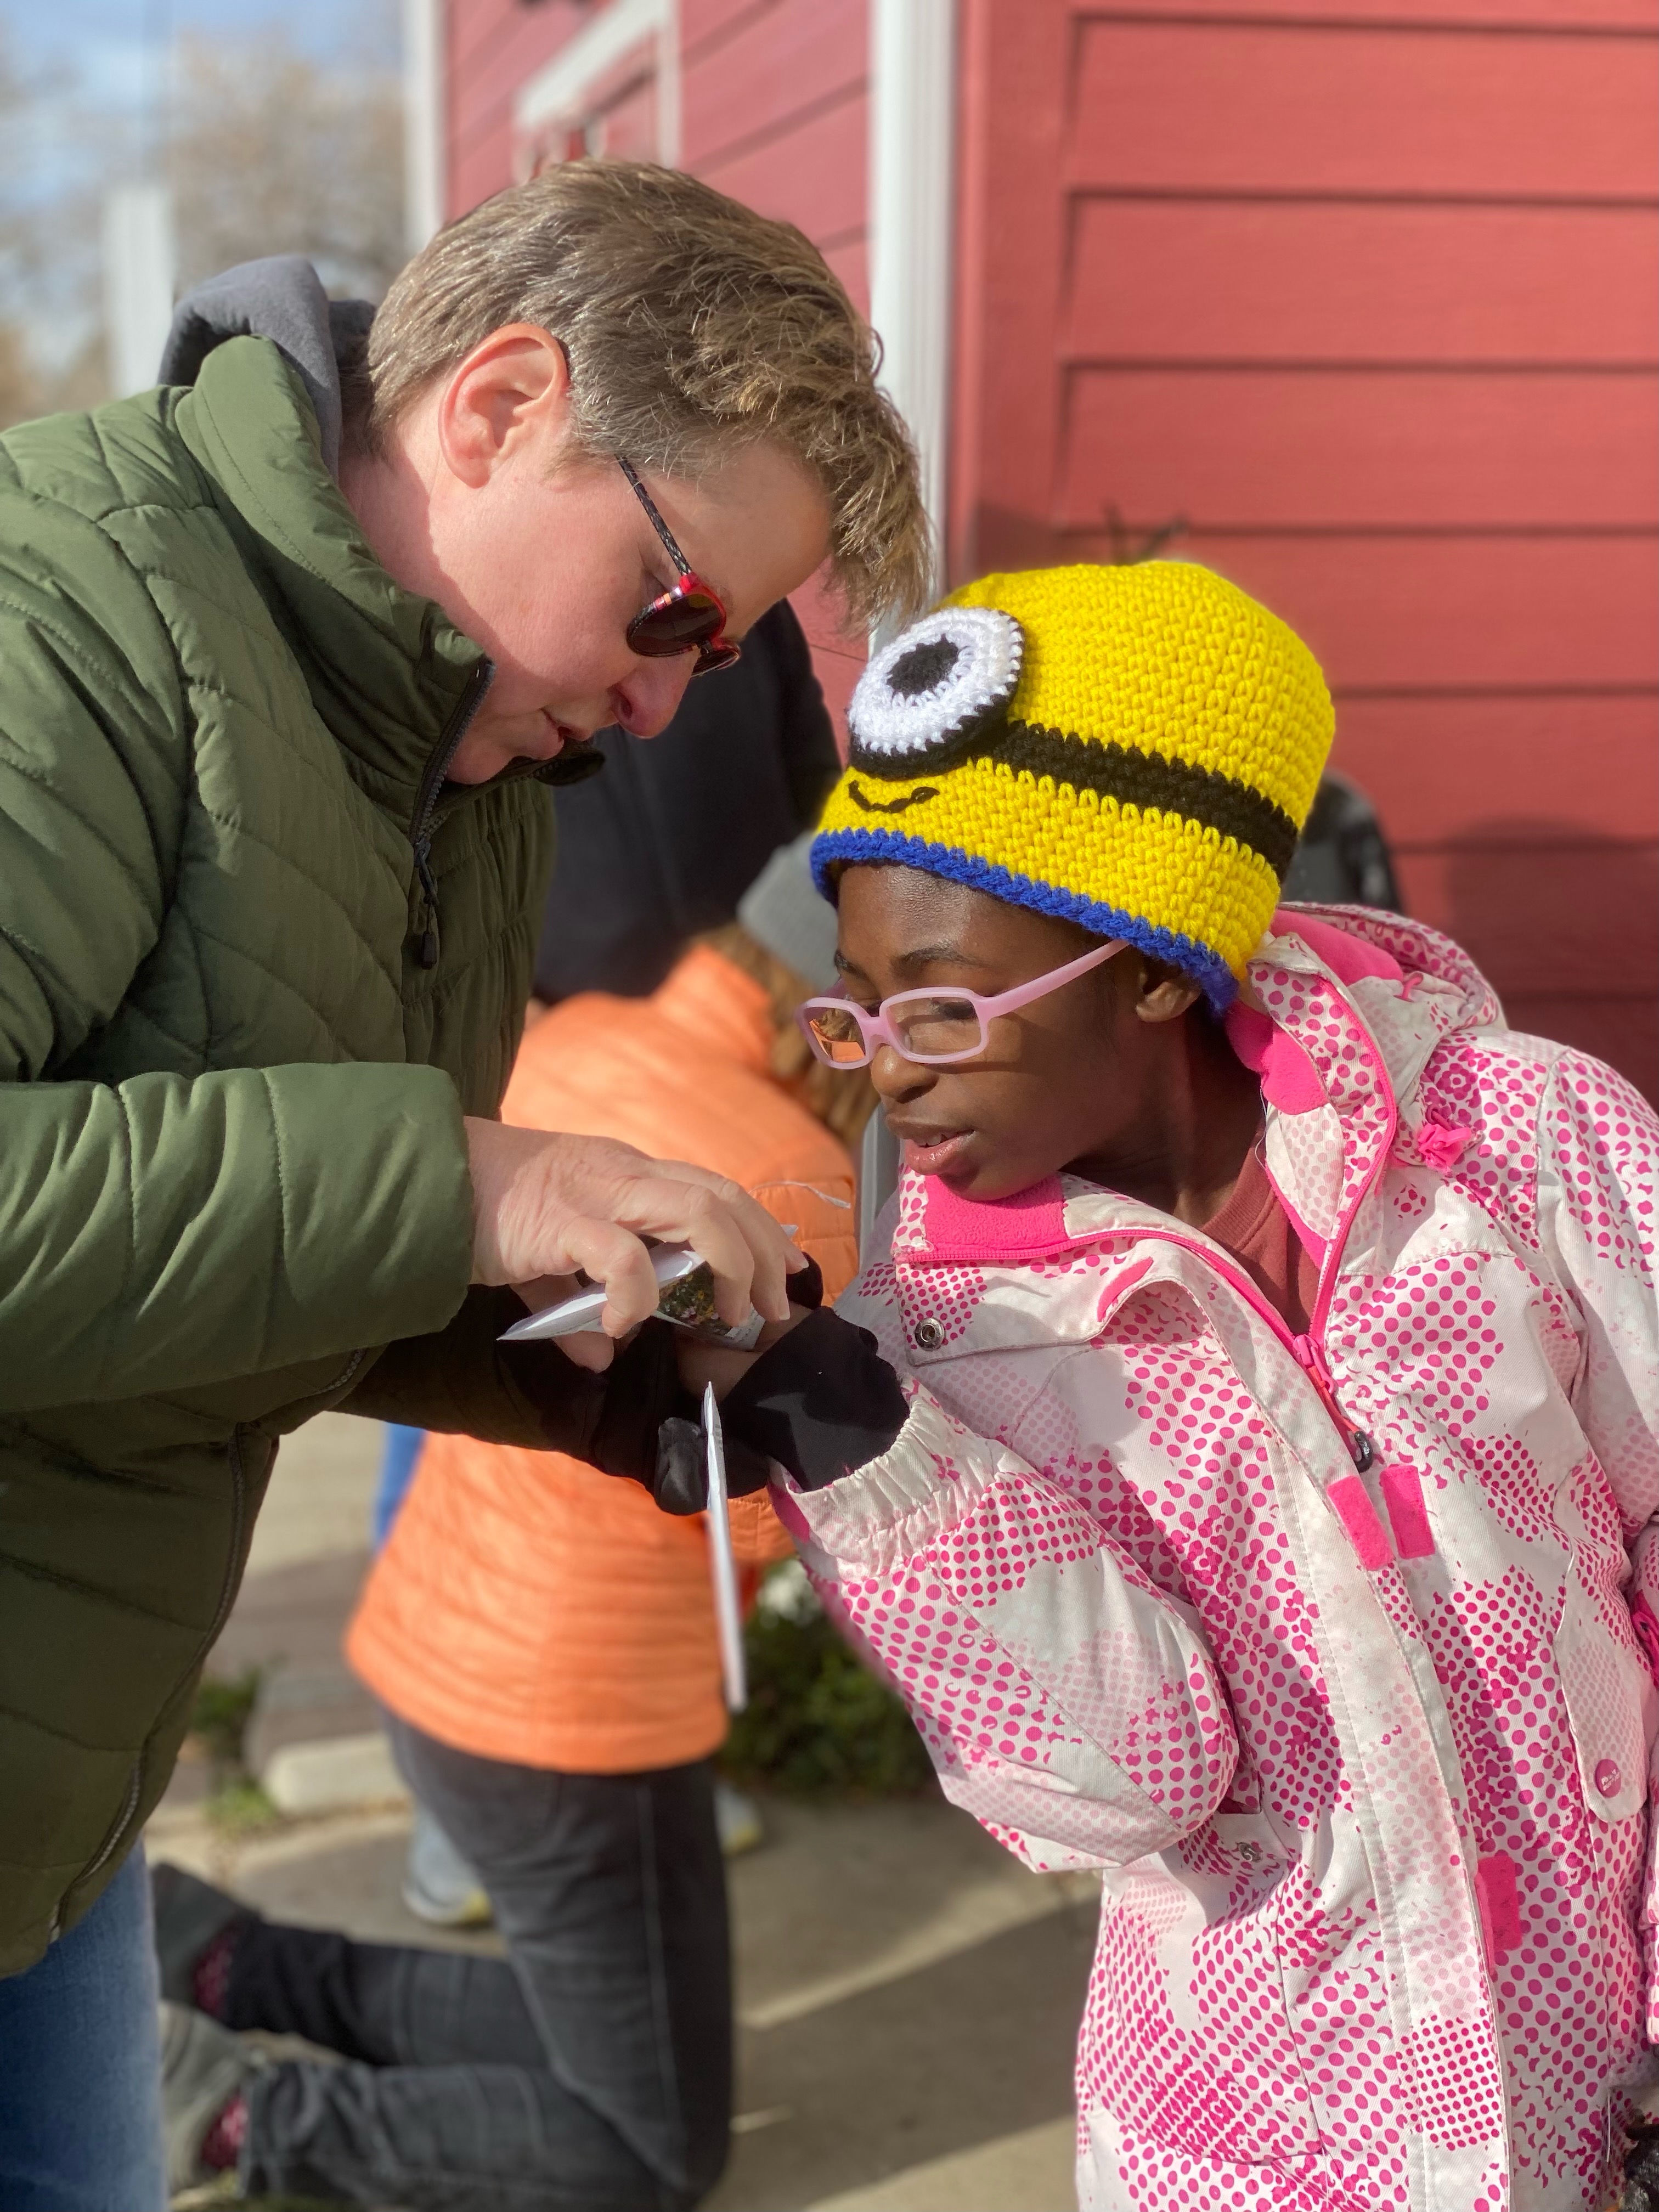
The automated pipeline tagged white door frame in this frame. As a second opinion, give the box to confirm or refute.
[403,0,446,253]
[868,0,957,608]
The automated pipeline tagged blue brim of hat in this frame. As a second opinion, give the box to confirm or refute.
[810,825,1239,1013]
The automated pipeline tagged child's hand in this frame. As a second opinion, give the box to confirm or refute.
[676,1307,814,1402]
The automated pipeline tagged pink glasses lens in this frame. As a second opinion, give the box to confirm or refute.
[887,992,986,1062]
[800,1003,873,1066]
[799,993,990,1068]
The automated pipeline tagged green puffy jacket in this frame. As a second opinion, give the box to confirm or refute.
[0,335,601,1971]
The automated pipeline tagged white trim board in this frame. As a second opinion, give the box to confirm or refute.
[402,0,446,251]
[868,0,956,614]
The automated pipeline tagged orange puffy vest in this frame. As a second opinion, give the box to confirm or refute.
[346,946,857,1773]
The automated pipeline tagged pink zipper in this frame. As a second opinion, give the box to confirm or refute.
[1092,1224,1376,1472]
[913,980,1401,1475]
[1303,1005,1400,1356]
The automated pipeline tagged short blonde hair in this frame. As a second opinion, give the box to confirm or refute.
[364,160,929,629]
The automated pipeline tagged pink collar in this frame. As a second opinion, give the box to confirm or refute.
[911,1173,1071,1263]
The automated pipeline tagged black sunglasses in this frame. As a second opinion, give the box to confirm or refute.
[619,458,741,676]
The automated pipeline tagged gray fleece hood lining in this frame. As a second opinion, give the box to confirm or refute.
[160,255,374,478]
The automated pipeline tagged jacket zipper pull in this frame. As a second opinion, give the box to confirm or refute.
[412,839,441,969]
[1290,1333,1375,1470]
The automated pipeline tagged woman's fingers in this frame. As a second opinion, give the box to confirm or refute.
[465,1121,804,1331]
[612,1160,802,1324]
[604,1173,761,1327]
[555,1330,616,1373]
[513,1272,583,1312]
[554,1215,669,1336]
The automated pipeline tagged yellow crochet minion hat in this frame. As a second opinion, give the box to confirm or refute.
[811,561,1333,1008]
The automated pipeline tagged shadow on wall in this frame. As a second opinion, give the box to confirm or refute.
[1426,822,1658,1106]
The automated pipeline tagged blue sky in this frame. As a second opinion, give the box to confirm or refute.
[8,0,397,98]
[2,0,396,195]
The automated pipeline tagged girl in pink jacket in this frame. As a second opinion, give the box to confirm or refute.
[692,563,1659,2211]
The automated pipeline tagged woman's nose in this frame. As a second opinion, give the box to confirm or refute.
[612,654,697,738]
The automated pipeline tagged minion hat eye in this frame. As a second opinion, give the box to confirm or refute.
[847,606,1023,775]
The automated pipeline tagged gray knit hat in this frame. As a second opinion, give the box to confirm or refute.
[736,831,839,991]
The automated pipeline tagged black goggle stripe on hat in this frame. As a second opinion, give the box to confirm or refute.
[988,723,1300,879]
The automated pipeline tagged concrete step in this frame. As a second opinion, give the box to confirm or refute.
[245,1661,380,1778]
[263,1730,411,1818]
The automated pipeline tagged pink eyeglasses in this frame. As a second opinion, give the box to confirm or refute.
[797,937,1127,1070]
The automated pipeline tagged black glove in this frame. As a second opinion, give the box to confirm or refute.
[651,1417,774,1515]
[720,1306,907,1492]
[648,1257,828,1514]
[1622,2119,1659,2210]
[504,1255,846,1516]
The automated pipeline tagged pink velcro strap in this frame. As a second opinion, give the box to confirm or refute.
[921,1173,1068,1261]
[1327,1475,1392,1570]
[1379,1464,1435,1560]
[1223,1003,1328,1114]
[1272,911,1404,988]
[1475,1852,1521,1965]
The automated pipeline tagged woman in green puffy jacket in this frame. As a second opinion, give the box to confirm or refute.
[0,159,925,2210]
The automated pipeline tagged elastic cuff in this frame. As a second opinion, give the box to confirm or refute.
[721,1306,907,1492]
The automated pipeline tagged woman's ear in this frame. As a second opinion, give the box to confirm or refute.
[1132,958,1204,1027]
[434,324,573,489]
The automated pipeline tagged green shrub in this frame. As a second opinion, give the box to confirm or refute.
[188,1667,284,1833]
[719,1565,934,1799]
[204,1777,281,1835]
[190,1666,262,1767]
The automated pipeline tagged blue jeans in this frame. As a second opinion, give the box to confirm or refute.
[373,1423,427,1551]
[230,1718,731,2209]
[0,1847,166,2212]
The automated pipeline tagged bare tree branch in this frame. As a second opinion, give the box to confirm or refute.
[167,30,404,302]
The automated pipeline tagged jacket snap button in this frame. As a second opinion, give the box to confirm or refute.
[1594,1758,1622,1798]
[913,1317,945,1351]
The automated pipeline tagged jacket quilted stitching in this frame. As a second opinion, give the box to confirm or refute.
[0,337,588,1968]
[785,905,1659,2212]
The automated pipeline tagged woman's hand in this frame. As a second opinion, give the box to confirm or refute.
[465,1121,805,1369]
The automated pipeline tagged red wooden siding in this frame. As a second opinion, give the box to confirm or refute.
[444,1,589,213]
[681,0,871,733]
[951,0,1659,1098]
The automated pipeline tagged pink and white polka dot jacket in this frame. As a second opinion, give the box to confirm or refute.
[776,906,1659,2212]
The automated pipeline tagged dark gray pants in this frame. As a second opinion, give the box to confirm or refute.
[230,1717,731,2211]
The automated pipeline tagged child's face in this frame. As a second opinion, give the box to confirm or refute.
[834,864,1192,1203]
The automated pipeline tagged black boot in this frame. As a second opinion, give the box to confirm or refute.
[150,1860,255,2008]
